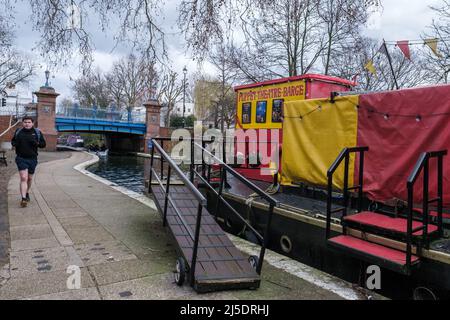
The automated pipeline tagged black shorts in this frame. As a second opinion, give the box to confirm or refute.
[15,157,38,174]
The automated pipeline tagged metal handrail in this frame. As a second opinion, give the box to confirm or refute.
[326,147,369,240]
[151,139,206,205]
[192,169,264,243]
[406,150,447,271]
[191,141,278,275]
[149,139,207,286]
[150,136,279,276]
[196,142,279,206]
[151,167,196,240]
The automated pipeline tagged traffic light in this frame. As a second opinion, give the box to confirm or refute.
[1,98,6,107]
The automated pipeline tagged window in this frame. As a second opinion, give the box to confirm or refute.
[242,103,252,124]
[256,101,267,124]
[272,99,284,123]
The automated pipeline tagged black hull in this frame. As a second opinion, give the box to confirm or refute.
[205,190,450,300]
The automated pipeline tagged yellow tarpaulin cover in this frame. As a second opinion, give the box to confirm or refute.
[281,95,359,190]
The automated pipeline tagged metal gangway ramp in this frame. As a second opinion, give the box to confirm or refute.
[148,138,278,293]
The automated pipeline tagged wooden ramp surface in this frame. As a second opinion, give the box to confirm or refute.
[152,184,260,292]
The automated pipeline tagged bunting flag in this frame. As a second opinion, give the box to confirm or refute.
[362,36,448,80]
[424,38,443,58]
[365,60,377,77]
[397,40,411,60]
[378,43,389,57]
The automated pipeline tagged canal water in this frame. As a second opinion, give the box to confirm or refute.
[87,155,148,194]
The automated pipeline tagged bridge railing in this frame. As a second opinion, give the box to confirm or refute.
[56,107,146,124]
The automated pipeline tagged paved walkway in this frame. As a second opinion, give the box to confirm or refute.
[0,152,370,300]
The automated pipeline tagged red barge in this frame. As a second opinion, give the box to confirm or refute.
[204,75,450,299]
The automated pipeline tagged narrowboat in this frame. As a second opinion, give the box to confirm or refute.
[203,75,450,300]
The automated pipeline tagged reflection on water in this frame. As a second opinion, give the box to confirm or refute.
[87,155,148,194]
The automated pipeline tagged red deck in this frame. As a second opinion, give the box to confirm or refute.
[414,208,450,220]
[329,235,420,266]
[344,212,438,236]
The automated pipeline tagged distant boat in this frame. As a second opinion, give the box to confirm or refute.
[96,149,109,157]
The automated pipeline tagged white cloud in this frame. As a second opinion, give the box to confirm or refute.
[365,0,441,40]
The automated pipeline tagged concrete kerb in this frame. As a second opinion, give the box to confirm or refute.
[73,151,376,301]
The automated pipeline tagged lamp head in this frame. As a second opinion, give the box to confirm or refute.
[45,70,50,87]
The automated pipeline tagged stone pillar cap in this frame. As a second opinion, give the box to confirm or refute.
[143,99,161,108]
[34,86,60,97]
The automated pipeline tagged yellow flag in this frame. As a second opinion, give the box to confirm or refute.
[425,38,443,58]
[365,60,377,78]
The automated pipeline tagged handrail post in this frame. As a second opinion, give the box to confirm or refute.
[422,155,430,247]
[215,167,225,220]
[406,185,413,273]
[257,202,275,275]
[222,138,228,186]
[438,154,444,237]
[202,140,206,179]
[358,150,365,213]
[163,166,172,227]
[190,138,195,183]
[342,152,350,235]
[160,140,164,182]
[148,143,155,194]
[190,204,204,287]
[326,175,333,240]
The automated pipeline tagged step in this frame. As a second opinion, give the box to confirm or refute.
[414,208,450,220]
[329,235,420,274]
[343,211,438,236]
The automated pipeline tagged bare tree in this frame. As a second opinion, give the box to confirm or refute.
[112,54,158,114]
[105,73,124,109]
[0,51,36,95]
[422,0,450,83]
[223,0,325,80]
[180,0,381,79]
[157,70,184,127]
[0,1,36,94]
[26,0,167,71]
[72,69,110,108]
[318,0,372,75]
[208,44,237,130]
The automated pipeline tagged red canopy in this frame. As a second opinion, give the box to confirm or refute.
[356,85,450,207]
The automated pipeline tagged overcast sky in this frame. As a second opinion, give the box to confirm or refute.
[8,0,442,102]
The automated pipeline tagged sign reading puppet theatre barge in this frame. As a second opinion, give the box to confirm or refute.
[235,74,355,130]
[281,84,450,207]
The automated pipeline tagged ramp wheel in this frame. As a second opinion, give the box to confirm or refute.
[174,257,187,286]
[248,255,259,269]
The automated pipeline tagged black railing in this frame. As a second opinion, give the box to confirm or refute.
[149,136,279,275]
[406,150,447,270]
[149,139,207,286]
[191,141,279,275]
[326,147,369,240]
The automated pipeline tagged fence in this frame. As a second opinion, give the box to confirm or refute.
[56,107,146,124]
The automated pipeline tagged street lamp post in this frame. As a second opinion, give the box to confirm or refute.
[45,70,50,87]
[182,66,187,128]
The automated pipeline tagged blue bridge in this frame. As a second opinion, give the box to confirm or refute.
[55,107,146,135]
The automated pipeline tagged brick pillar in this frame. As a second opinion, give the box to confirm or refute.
[34,86,59,151]
[143,99,161,153]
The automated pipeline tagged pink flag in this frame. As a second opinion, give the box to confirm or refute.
[397,41,411,60]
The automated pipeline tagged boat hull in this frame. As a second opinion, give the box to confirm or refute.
[205,190,450,300]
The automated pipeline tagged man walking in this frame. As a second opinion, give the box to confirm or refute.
[11,117,46,207]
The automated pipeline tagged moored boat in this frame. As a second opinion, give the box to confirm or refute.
[202,75,450,299]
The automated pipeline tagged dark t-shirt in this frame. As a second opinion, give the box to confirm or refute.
[11,128,47,159]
